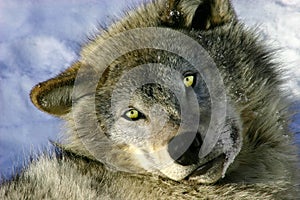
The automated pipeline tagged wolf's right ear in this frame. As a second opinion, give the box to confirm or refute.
[162,0,236,30]
[30,62,81,116]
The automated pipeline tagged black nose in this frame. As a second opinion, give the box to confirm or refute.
[167,132,203,166]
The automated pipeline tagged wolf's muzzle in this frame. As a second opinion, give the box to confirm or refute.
[167,132,203,166]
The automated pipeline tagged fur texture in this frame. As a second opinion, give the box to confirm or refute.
[1,0,299,199]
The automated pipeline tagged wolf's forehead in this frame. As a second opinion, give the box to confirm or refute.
[109,49,194,74]
[133,84,179,105]
[110,59,190,92]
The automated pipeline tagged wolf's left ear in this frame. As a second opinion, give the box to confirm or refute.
[162,0,236,30]
[30,62,81,116]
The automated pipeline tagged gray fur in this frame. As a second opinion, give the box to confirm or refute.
[1,0,299,199]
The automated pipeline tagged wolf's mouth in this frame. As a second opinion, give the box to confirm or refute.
[187,154,225,180]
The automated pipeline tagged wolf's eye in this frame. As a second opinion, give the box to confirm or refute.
[183,75,195,87]
[123,109,144,121]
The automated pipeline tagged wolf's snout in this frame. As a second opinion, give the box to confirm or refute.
[167,132,203,166]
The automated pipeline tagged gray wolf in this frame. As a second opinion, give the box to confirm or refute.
[1,0,299,199]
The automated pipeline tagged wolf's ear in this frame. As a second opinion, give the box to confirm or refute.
[162,0,236,30]
[30,62,81,116]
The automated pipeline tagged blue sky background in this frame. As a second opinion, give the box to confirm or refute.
[0,0,300,181]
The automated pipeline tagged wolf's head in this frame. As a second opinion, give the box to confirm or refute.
[30,0,244,184]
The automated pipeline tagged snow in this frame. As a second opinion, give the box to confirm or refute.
[0,0,299,181]
[233,0,300,97]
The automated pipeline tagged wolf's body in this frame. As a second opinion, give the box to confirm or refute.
[1,0,299,199]
[0,151,296,200]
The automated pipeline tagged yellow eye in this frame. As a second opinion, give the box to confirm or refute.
[183,75,195,87]
[125,109,139,120]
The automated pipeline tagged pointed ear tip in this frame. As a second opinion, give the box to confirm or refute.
[30,82,44,109]
[30,82,54,115]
